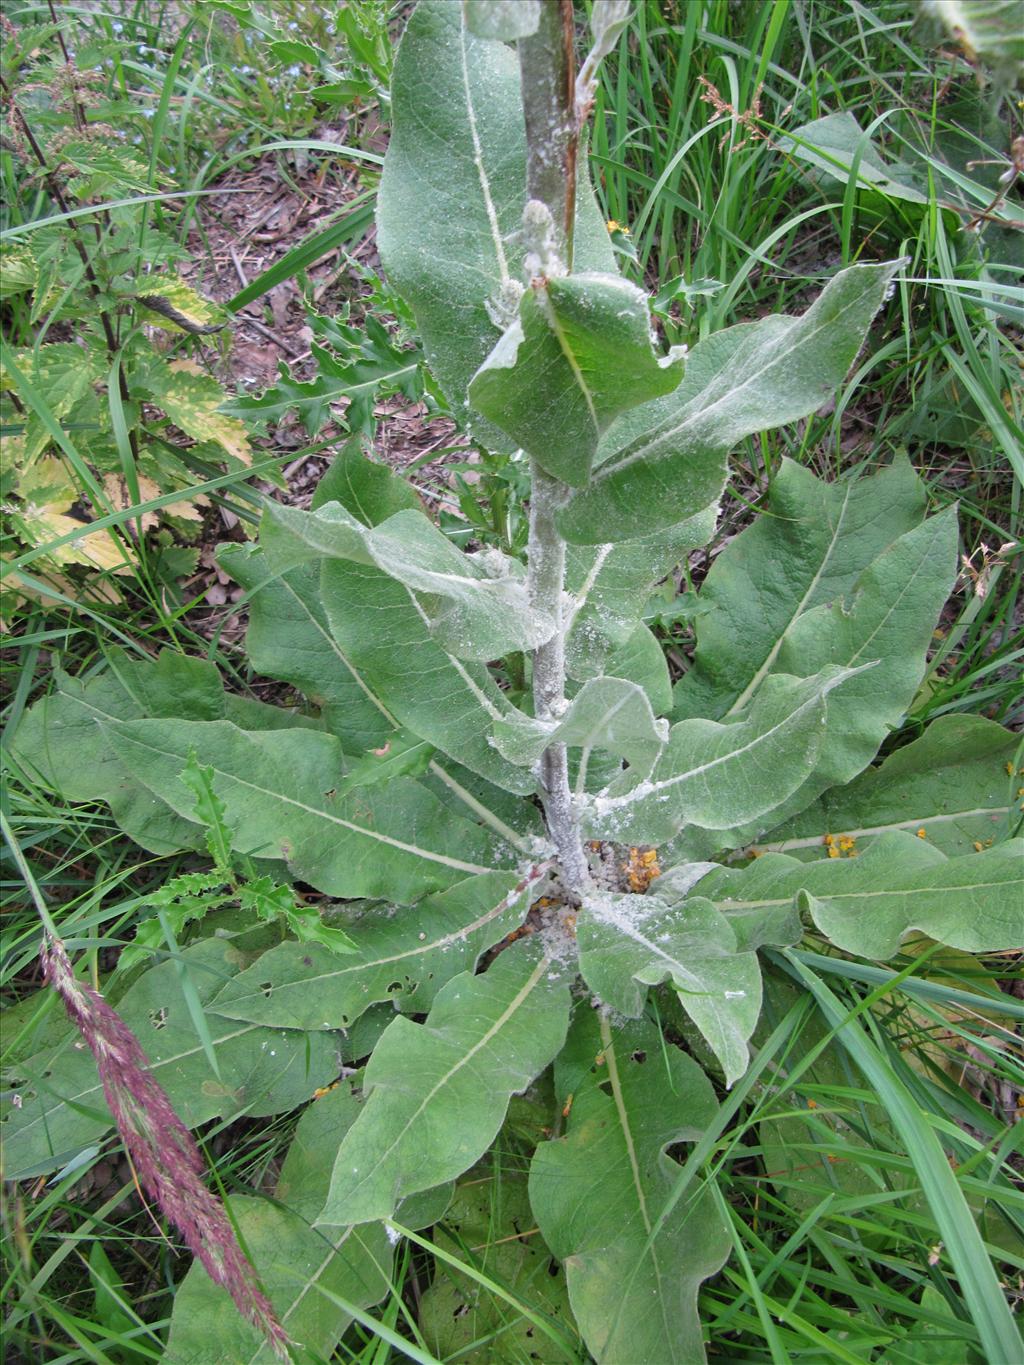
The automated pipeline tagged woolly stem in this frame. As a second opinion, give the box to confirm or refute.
[520,1,589,893]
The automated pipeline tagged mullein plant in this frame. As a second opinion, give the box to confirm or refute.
[7,3,1023,1361]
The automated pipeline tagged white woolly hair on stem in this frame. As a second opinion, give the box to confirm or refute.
[518,0,590,894]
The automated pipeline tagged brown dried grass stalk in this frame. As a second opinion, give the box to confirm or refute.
[41,936,289,1359]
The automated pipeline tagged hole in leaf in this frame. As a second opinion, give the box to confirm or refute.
[149,1008,168,1029]
[386,981,403,994]
[302,956,313,968]
[631,1049,647,1063]
[597,1079,613,1096]
[259,982,273,999]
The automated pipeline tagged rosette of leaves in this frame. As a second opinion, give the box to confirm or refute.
[8,4,1022,1361]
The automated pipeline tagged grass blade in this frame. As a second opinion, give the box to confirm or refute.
[781,951,1022,1365]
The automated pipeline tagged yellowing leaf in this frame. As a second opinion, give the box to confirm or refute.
[102,473,159,533]
[1,562,123,618]
[139,359,251,465]
[19,506,128,573]
[58,137,157,197]
[162,496,207,523]
[131,276,226,334]
[18,454,77,513]
[100,473,208,532]
[1,344,104,461]
[0,247,36,299]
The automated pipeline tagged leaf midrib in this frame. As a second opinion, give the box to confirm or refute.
[7,1021,260,1151]
[215,877,528,1013]
[320,954,552,1221]
[763,805,1011,851]
[600,681,833,810]
[599,277,879,481]
[117,728,494,877]
[724,483,854,718]
[597,1018,680,1360]
[708,864,1019,912]
[242,1224,360,1364]
[459,13,510,288]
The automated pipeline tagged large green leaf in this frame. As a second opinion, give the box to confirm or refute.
[1,938,342,1181]
[375,0,524,452]
[219,444,541,801]
[584,666,863,845]
[311,435,423,524]
[804,836,1024,958]
[165,1198,387,1365]
[276,1081,366,1220]
[725,506,959,842]
[9,651,315,856]
[470,273,684,487]
[564,505,717,685]
[276,1070,453,1229]
[557,262,901,544]
[319,556,534,792]
[686,832,1024,958]
[493,676,668,776]
[779,112,931,210]
[604,624,674,717]
[655,863,802,954]
[218,543,394,754]
[329,727,434,794]
[240,444,531,789]
[577,891,761,1086]
[112,717,511,902]
[418,1162,578,1363]
[264,499,554,660]
[761,714,1021,858]
[317,942,571,1227]
[209,870,536,1031]
[420,756,547,844]
[166,1085,391,1365]
[530,1013,730,1365]
[667,461,958,855]
[11,666,199,855]
[464,0,541,40]
[377,0,614,453]
[674,456,928,721]
[925,0,1024,86]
